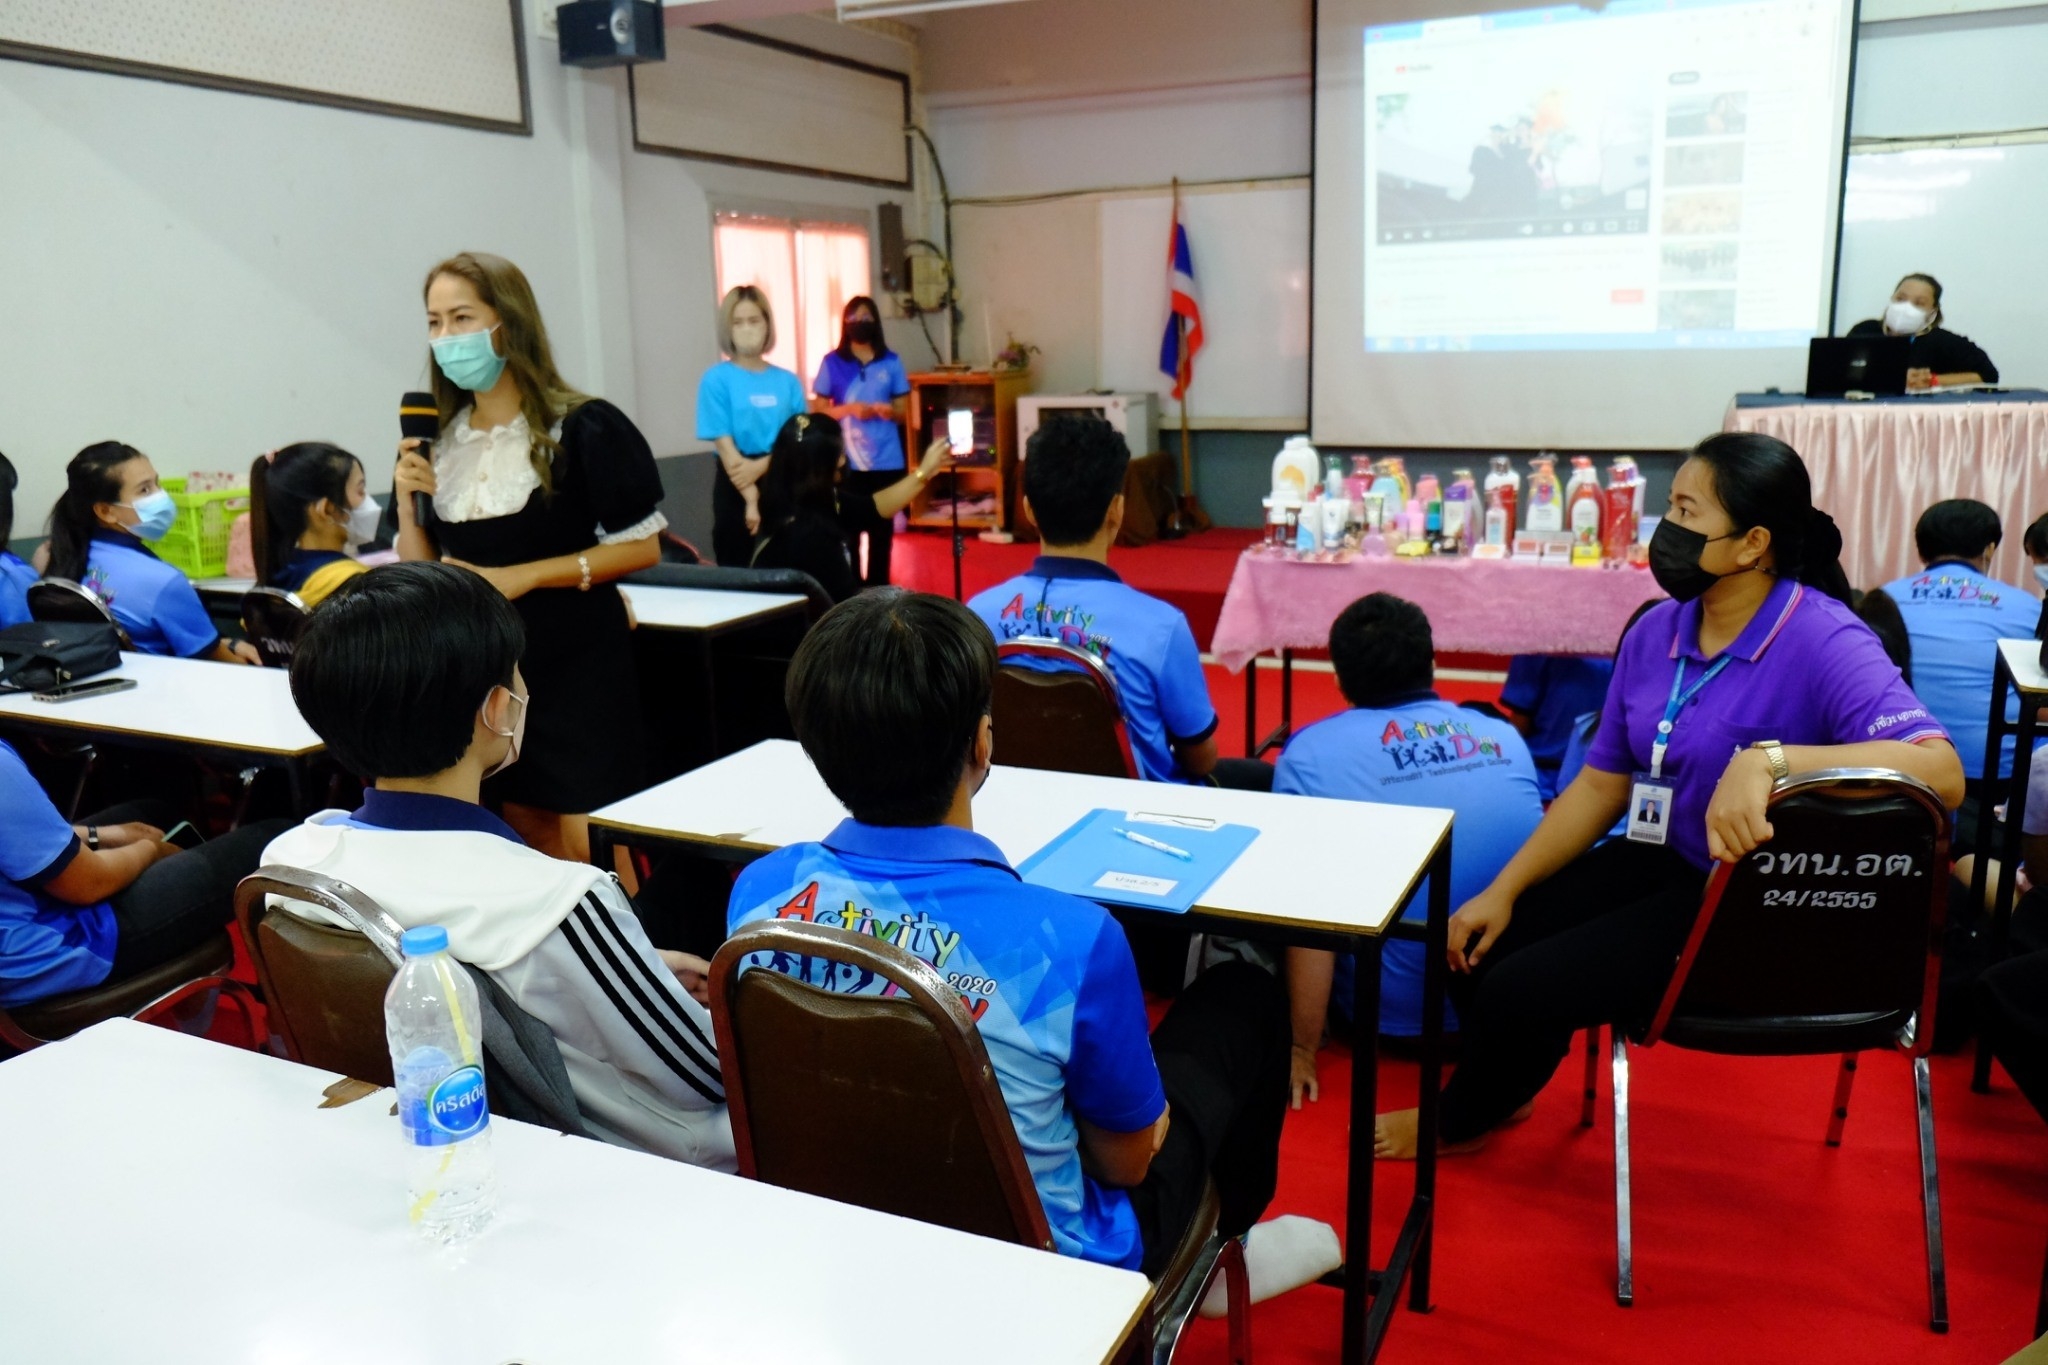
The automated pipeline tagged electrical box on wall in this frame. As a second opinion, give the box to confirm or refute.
[556,1,665,67]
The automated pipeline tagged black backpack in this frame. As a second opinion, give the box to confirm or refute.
[0,621,122,693]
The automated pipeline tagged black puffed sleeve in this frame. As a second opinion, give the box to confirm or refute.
[560,398,665,537]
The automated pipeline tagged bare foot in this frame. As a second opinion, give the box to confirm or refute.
[1373,1108,1489,1161]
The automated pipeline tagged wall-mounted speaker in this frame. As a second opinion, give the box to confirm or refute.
[557,1,665,68]
[879,202,907,292]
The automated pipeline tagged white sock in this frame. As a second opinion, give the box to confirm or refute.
[1197,1215,1343,1319]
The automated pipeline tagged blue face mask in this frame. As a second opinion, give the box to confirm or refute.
[119,490,177,542]
[431,325,507,393]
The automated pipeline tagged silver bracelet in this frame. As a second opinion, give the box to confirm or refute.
[577,553,592,592]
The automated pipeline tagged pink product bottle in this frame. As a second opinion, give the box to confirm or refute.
[1525,456,1563,532]
[1346,455,1375,506]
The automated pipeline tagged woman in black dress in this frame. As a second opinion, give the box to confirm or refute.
[1847,272,1998,390]
[393,252,663,861]
[751,413,948,603]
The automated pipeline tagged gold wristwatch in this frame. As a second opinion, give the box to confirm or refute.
[1753,739,1789,783]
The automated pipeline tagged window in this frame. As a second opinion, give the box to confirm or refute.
[713,212,873,389]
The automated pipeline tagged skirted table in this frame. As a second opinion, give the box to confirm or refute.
[1211,550,1667,754]
[1724,391,2048,592]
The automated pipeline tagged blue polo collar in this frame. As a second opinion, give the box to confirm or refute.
[352,789,523,844]
[1028,555,1122,584]
[90,529,156,558]
[1672,574,1803,664]
[821,818,1017,877]
[286,548,349,574]
[1355,688,1442,709]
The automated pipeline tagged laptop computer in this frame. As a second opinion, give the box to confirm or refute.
[1806,335,1912,397]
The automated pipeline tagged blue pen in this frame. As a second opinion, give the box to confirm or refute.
[1114,827,1193,862]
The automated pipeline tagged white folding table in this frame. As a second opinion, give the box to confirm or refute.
[589,738,1454,1364]
[0,1019,1151,1364]
[0,650,325,809]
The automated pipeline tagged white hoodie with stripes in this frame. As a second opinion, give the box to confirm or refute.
[263,813,735,1172]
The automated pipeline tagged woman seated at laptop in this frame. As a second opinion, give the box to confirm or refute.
[1847,272,1997,391]
[750,413,949,604]
[248,443,378,609]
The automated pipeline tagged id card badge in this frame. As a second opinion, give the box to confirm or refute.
[1627,774,1674,846]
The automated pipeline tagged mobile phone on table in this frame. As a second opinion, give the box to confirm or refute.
[31,677,136,704]
[947,408,975,457]
[161,821,205,851]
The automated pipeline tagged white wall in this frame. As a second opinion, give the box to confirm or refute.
[0,13,929,532]
[928,0,2048,418]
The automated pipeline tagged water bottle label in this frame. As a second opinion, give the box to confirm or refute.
[427,1065,490,1140]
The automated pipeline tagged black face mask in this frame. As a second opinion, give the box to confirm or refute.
[846,319,880,346]
[1648,518,1744,602]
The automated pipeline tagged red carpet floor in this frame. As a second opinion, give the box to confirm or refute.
[176,563,2048,1362]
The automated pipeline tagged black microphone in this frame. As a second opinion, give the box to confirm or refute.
[399,392,440,530]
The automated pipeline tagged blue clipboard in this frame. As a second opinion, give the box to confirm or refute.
[1016,808,1259,914]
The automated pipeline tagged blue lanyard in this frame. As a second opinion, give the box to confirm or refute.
[1651,655,1732,779]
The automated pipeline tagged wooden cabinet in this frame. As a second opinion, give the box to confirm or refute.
[905,369,1033,534]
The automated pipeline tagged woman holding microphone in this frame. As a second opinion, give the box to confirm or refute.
[697,286,807,567]
[392,252,664,861]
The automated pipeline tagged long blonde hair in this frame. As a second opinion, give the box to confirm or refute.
[424,252,590,492]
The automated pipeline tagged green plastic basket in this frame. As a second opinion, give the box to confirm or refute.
[157,477,250,579]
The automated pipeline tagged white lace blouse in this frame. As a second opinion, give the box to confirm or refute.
[432,408,667,544]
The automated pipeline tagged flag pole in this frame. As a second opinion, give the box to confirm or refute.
[1172,178,1211,535]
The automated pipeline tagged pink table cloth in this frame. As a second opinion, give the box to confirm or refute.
[1724,399,2048,594]
[1210,551,1667,669]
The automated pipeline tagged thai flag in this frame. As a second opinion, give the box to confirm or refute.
[1158,208,1205,401]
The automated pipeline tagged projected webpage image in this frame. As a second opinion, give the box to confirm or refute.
[1361,0,1849,353]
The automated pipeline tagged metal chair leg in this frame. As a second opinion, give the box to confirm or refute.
[1613,1032,1633,1307]
[229,766,261,830]
[1826,1052,1858,1147]
[1222,1236,1252,1365]
[2036,1228,2048,1340]
[1581,1025,1600,1128]
[1914,1055,1949,1333]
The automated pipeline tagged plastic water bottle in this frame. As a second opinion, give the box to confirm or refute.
[384,925,497,1246]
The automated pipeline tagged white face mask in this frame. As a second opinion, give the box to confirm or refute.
[344,496,382,547]
[2033,564,2048,592]
[480,685,528,780]
[1884,300,1931,335]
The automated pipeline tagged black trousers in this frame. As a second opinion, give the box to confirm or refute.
[1979,948,2048,1122]
[96,802,290,983]
[1129,959,1291,1277]
[1209,758,1275,793]
[711,463,758,569]
[839,469,900,588]
[1440,839,1706,1144]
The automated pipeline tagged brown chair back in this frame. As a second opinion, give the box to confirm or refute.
[239,586,309,669]
[709,919,1054,1251]
[233,866,404,1086]
[992,637,1138,779]
[1645,768,1950,1058]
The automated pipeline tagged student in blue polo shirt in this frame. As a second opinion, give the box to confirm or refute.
[0,739,283,1014]
[1500,653,1615,800]
[728,588,1337,1303]
[42,442,259,663]
[0,451,33,629]
[697,286,808,568]
[967,416,1267,789]
[1275,593,1543,1104]
[812,296,912,588]
[1883,499,2041,804]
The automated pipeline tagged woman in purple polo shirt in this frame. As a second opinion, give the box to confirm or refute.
[1375,432,1965,1160]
